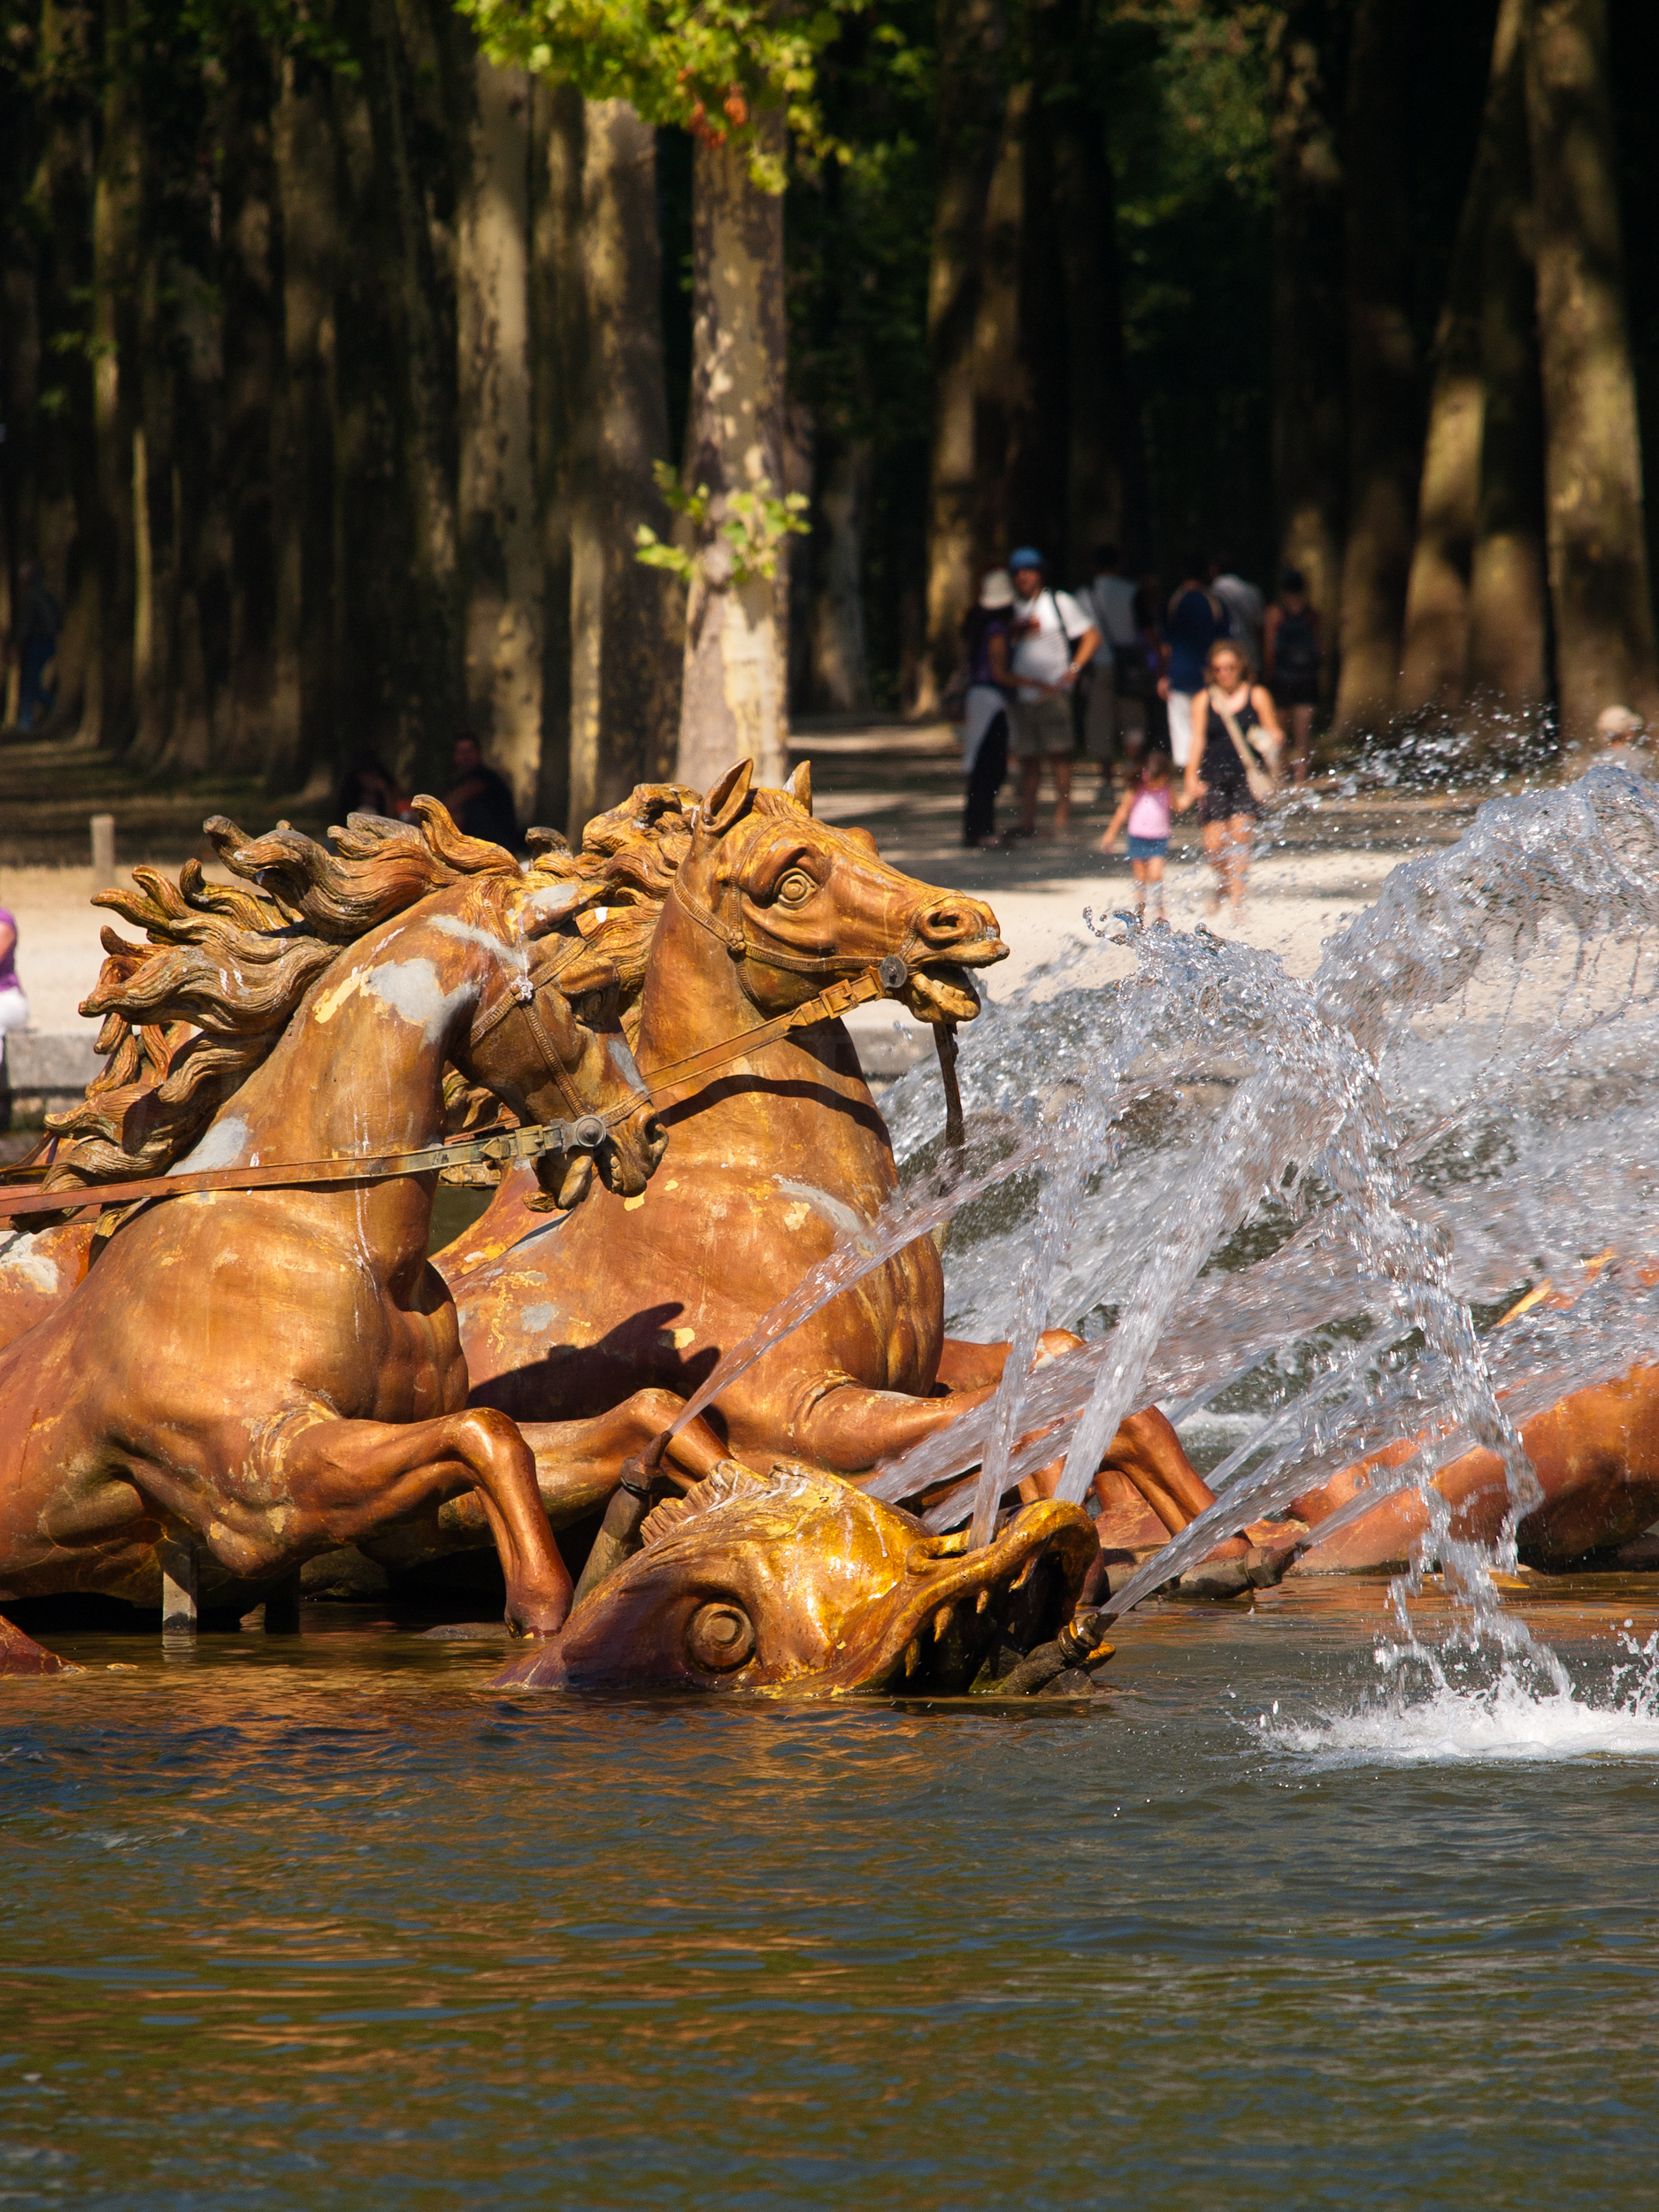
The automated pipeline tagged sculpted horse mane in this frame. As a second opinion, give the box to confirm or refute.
[41,798,585,1198]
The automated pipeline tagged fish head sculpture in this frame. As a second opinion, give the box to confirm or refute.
[494,1462,1099,1696]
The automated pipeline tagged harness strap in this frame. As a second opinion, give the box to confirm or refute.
[0,1118,595,1224]
[645,958,908,1098]
[0,950,920,1222]
[668,874,922,979]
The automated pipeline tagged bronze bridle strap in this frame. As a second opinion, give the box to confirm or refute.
[0,953,917,1223]
[0,1117,602,1223]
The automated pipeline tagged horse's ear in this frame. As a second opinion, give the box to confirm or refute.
[702,757,755,834]
[785,760,813,815]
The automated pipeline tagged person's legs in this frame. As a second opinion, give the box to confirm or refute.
[1018,757,1042,834]
[1167,691,1194,769]
[1130,856,1148,918]
[1201,818,1226,910]
[1291,703,1314,785]
[963,712,1008,845]
[1118,695,1147,771]
[1144,853,1166,921]
[1225,817,1254,905]
[1050,751,1073,834]
[1008,699,1041,834]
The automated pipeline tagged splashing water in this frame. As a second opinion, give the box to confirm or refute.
[1259,1626,1659,1766]
[689,763,1659,1749]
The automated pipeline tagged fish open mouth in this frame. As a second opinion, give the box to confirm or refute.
[902,956,999,1027]
[826,1498,1098,1696]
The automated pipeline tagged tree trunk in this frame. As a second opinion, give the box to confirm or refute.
[1396,13,1510,721]
[219,22,280,775]
[27,3,98,735]
[810,434,873,710]
[677,118,788,792]
[559,95,682,834]
[1270,0,1347,693]
[129,253,179,766]
[89,0,144,752]
[269,50,339,797]
[531,78,574,833]
[363,0,463,793]
[971,82,1029,582]
[1467,0,1548,717]
[1050,56,1134,573]
[917,0,1004,713]
[1333,0,1421,740]
[1525,0,1659,744]
[457,53,543,818]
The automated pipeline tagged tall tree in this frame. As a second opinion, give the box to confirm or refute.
[1333,0,1420,740]
[676,117,790,788]
[1395,12,1506,722]
[218,12,282,775]
[1270,0,1346,674]
[465,0,850,798]
[88,0,143,751]
[1465,0,1547,718]
[1525,0,1658,743]
[915,0,1002,712]
[457,51,541,815]
[1049,28,1133,577]
[24,0,100,735]
[270,46,340,795]
[553,91,683,828]
[360,0,464,791]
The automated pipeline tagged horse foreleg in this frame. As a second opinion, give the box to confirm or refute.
[276,1408,572,1635]
[517,1393,732,1524]
[934,1330,1081,1393]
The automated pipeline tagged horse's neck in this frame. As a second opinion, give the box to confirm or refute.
[211,910,470,1163]
[638,897,896,1195]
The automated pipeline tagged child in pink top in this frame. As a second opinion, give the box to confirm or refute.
[1099,750,1186,923]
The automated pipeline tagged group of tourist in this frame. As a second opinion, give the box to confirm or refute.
[955,545,1324,919]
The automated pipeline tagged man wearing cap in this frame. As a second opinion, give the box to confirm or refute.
[1008,548,1099,836]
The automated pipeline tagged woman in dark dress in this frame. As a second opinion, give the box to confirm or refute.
[957,572,1015,848]
[1262,568,1322,787]
[1183,640,1284,915]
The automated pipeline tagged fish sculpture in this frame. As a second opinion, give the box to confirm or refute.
[494,1460,1103,1697]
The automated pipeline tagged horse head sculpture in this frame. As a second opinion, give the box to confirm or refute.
[663,757,1006,1033]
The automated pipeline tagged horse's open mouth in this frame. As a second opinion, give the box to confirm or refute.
[902,959,995,1025]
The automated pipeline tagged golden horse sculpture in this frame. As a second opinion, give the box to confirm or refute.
[1286,1263,1659,1574]
[436,758,1213,1555]
[0,801,666,1641]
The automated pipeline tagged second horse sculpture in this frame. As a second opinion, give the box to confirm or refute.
[437,759,1211,1544]
[0,802,664,1633]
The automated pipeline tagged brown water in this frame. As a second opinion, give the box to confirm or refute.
[4,1582,1659,2210]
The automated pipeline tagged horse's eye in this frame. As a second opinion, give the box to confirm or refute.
[686,1601,756,1673]
[776,869,815,904]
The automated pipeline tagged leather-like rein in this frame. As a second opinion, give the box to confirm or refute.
[0,956,913,1223]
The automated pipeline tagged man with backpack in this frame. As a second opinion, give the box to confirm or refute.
[1008,547,1099,837]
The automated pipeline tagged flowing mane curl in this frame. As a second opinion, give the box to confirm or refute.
[42,798,581,1197]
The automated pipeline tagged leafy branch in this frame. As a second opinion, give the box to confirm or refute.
[635,460,808,588]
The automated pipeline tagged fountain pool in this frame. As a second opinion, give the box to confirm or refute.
[4,1583,1659,2208]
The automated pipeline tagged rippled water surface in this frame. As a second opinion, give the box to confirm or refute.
[4,1588,1659,2210]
